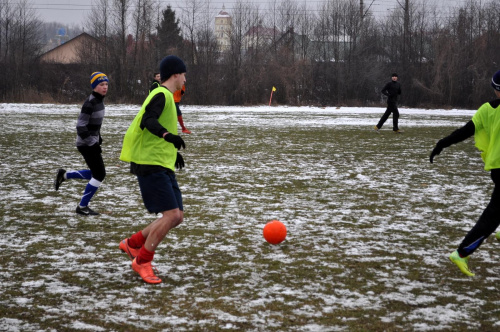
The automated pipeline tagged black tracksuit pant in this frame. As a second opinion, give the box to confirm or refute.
[458,168,500,257]
[377,101,399,131]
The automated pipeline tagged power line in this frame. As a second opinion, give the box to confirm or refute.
[6,0,497,24]
[10,0,495,10]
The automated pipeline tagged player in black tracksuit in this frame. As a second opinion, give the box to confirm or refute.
[374,73,402,132]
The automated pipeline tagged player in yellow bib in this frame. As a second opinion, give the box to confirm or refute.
[430,69,500,277]
[119,55,187,284]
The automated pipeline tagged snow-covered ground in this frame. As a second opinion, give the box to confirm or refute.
[1,103,498,331]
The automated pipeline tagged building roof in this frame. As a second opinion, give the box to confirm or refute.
[216,5,230,18]
[244,25,279,37]
[39,32,101,64]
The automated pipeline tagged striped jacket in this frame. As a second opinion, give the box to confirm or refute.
[76,91,105,147]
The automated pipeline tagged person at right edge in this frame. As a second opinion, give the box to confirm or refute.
[374,73,402,133]
[119,55,187,284]
[430,69,500,277]
[174,84,191,134]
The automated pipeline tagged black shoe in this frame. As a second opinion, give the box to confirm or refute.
[76,206,99,216]
[54,169,66,191]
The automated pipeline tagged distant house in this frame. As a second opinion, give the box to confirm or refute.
[39,32,102,64]
[243,25,280,53]
[309,34,352,62]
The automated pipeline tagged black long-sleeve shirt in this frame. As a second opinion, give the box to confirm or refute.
[140,93,168,138]
[438,100,500,148]
[438,120,475,148]
[131,92,172,176]
[381,81,401,104]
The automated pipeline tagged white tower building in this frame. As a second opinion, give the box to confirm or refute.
[215,6,232,52]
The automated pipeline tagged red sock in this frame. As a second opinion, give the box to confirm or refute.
[136,246,155,265]
[128,231,145,249]
[177,115,186,130]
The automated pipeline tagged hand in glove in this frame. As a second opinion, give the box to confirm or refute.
[175,152,185,170]
[430,142,444,163]
[164,133,185,150]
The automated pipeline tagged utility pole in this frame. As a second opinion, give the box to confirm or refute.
[397,0,410,68]
[404,0,409,67]
[360,0,376,21]
[360,0,364,21]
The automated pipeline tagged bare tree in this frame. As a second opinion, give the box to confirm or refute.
[108,0,131,98]
[180,0,205,65]
[295,2,314,61]
[0,0,13,62]
[0,0,13,99]
[130,0,157,97]
[224,0,255,104]
[11,0,42,65]
[192,26,219,104]
[0,0,42,101]
[84,0,111,70]
[189,0,220,104]
[241,5,263,61]
[0,0,498,107]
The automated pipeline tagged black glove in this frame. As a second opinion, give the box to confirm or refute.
[181,89,185,96]
[430,143,444,163]
[175,152,185,170]
[164,133,185,150]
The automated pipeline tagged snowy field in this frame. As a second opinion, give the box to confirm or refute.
[1,103,499,331]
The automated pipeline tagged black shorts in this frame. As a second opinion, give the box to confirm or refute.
[136,170,183,214]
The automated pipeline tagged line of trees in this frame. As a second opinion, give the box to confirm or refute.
[1,0,499,108]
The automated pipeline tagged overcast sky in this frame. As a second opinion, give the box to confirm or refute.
[27,0,476,28]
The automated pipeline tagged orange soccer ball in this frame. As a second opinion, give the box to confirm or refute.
[263,220,287,245]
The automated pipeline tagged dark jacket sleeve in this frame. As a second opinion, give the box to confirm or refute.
[381,83,390,97]
[437,120,475,148]
[140,93,168,138]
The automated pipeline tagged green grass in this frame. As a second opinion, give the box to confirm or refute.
[1,104,499,331]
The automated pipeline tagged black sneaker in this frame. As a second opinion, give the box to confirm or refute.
[76,206,99,216]
[54,169,66,191]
